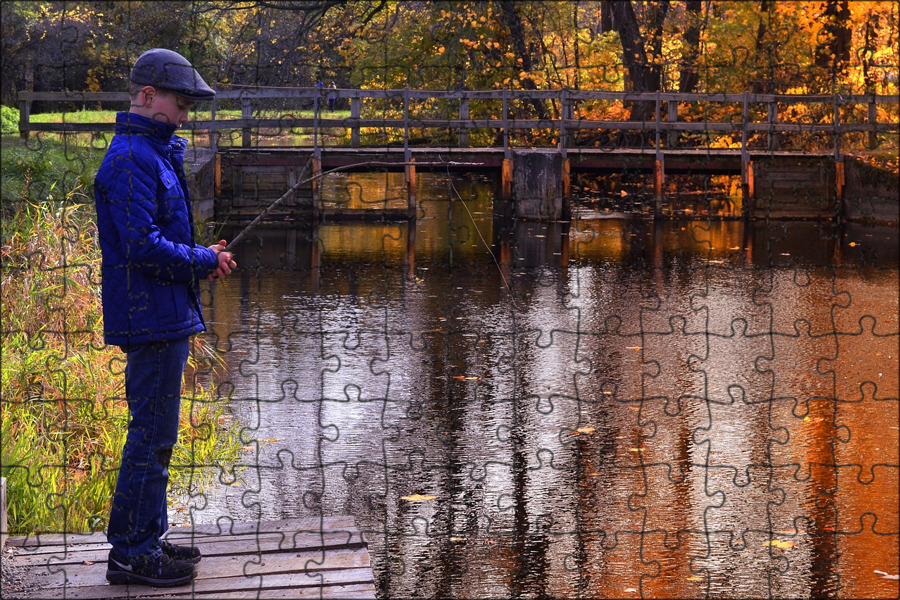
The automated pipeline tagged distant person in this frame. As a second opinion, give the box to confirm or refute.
[328,81,337,112]
[93,47,236,587]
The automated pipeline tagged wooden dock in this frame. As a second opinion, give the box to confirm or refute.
[1,517,376,599]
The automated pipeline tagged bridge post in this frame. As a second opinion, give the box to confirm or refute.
[835,156,846,221]
[667,100,678,148]
[741,93,753,219]
[867,99,878,149]
[501,158,513,202]
[241,96,252,148]
[654,156,665,216]
[351,97,361,147]
[654,94,665,217]
[459,97,469,147]
[511,151,564,221]
[406,158,417,219]
[209,82,219,151]
[768,99,779,151]
[742,159,755,219]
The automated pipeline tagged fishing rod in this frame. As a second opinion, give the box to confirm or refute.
[224,158,484,252]
[446,167,523,313]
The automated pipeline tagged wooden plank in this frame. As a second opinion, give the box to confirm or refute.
[12,532,365,568]
[8,517,362,560]
[11,536,368,570]
[14,567,376,599]
[6,519,375,600]
[6,531,107,549]
[14,547,370,589]
[190,582,377,599]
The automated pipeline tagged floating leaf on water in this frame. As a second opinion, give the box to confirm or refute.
[401,494,436,502]
[849,242,858,247]
[686,575,704,582]
[765,539,796,549]
[574,426,595,435]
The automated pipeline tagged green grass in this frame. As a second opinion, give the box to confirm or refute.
[1,134,244,535]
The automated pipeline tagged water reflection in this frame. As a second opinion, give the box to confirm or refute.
[194,174,898,599]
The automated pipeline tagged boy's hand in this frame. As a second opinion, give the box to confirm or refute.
[208,239,237,280]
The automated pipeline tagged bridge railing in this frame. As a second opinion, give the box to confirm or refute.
[17,88,899,160]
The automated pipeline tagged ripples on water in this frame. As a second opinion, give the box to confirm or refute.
[191,174,898,599]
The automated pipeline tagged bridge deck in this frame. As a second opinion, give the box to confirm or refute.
[218,145,834,174]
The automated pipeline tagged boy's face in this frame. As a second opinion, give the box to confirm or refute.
[132,86,195,127]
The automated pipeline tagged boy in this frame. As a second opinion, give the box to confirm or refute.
[94,48,236,587]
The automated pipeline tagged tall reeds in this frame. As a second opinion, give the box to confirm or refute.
[1,134,242,534]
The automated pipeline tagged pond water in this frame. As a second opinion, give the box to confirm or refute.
[188,173,898,599]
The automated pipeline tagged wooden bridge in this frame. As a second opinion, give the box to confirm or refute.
[18,88,899,222]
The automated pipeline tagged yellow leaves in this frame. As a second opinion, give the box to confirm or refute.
[765,539,796,549]
[401,494,435,502]
[573,426,595,435]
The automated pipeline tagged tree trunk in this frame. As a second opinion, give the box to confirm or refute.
[862,10,881,94]
[814,0,852,89]
[678,0,703,93]
[607,0,669,122]
[752,0,775,92]
[499,0,549,120]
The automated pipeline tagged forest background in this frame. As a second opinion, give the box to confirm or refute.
[2,0,898,118]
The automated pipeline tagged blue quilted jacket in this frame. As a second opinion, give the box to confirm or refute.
[94,112,218,348]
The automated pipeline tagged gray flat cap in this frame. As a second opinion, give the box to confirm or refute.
[130,48,215,100]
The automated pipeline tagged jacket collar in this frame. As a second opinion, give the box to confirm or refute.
[115,111,178,142]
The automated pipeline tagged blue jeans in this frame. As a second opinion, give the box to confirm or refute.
[107,338,189,560]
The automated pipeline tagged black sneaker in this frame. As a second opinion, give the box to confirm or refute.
[106,548,195,587]
[160,539,202,564]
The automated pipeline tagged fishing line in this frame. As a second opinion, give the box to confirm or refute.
[445,163,522,313]
[224,158,481,252]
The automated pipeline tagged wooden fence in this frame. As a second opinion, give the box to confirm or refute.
[18,88,899,163]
